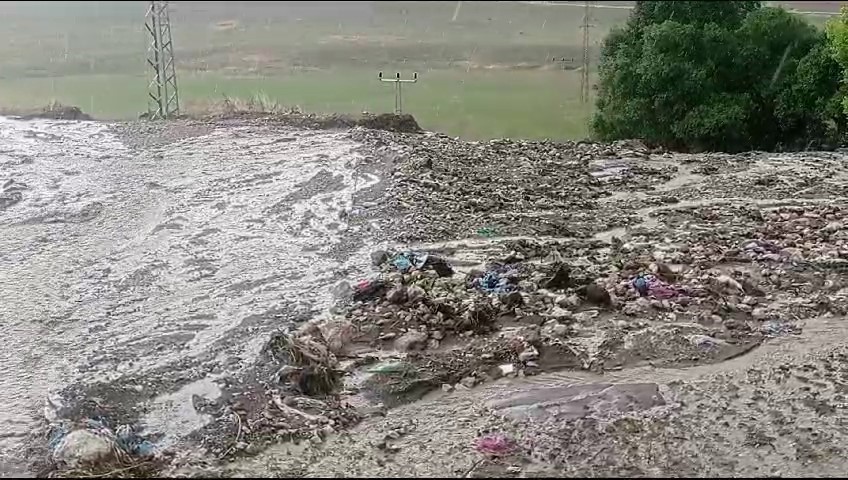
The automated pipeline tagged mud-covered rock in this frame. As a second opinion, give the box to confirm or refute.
[51,430,121,469]
[394,331,428,352]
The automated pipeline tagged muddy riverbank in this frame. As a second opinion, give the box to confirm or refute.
[4,116,848,477]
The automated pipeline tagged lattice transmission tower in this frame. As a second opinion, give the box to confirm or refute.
[579,1,595,104]
[145,0,180,119]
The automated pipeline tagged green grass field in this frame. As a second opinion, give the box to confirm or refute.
[0,1,839,140]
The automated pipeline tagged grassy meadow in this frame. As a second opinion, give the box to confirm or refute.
[0,1,839,140]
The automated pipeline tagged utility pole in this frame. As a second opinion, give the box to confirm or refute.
[378,72,418,115]
[579,1,594,104]
[145,0,180,119]
[451,1,463,22]
[552,56,576,71]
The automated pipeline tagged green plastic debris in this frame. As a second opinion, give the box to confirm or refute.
[367,361,409,374]
[477,227,496,238]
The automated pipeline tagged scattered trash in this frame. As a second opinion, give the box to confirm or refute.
[632,275,649,297]
[631,274,679,299]
[760,320,800,337]
[391,251,454,277]
[367,361,410,374]
[474,433,515,457]
[477,227,497,238]
[392,252,420,273]
[353,278,386,301]
[473,268,518,294]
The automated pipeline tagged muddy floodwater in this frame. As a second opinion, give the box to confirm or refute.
[0,117,382,476]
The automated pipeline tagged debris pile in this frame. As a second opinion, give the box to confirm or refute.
[203,329,363,454]
[347,130,659,242]
[45,418,161,478]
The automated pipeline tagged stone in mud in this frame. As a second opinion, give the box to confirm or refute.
[542,263,572,290]
[623,298,650,316]
[407,285,426,304]
[426,255,455,278]
[321,320,356,356]
[460,376,477,389]
[584,284,612,307]
[742,278,766,297]
[386,285,408,304]
[518,346,539,362]
[503,291,524,308]
[394,331,428,352]
[551,324,570,337]
[371,250,390,266]
[653,262,678,283]
[466,268,485,280]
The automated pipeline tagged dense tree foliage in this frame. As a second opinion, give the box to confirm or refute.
[826,5,848,115]
[592,1,845,152]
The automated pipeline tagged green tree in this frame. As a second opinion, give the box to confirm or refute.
[593,1,843,152]
[825,5,848,115]
[629,0,760,31]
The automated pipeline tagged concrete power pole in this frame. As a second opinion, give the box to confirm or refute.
[579,1,594,104]
[145,0,180,119]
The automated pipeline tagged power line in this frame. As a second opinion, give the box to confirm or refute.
[145,1,180,119]
[579,1,594,104]
[378,72,419,115]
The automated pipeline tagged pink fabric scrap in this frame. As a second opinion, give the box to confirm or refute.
[474,433,515,457]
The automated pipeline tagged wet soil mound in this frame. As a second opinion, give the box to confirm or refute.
[196,112,422,134]
[18,104,92,121]
[357,113,421,134]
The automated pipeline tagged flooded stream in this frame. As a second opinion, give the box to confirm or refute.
[0,117,379,476]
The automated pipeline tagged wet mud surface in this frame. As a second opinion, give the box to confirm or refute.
[6,118,848,477]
